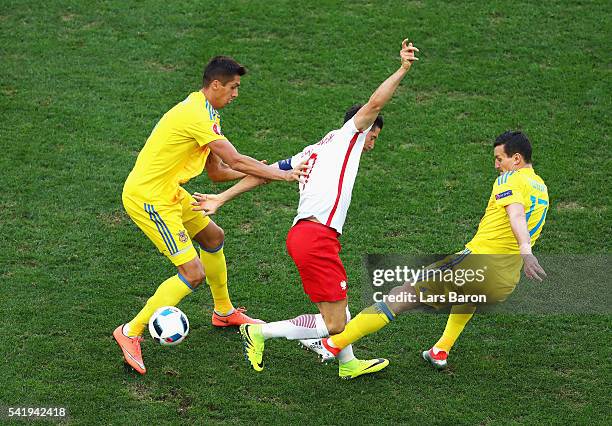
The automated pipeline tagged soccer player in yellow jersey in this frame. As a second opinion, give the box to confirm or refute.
[319,130,549,371]
[113,56,306,374]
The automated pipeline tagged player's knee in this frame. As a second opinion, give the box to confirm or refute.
[326,320,346,335]
[387,283,417,314]
[184,272,205,289]
[216,226,225,241]
[180,264,206,288]
[202,227,225,251]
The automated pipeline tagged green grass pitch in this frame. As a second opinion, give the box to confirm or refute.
[1,0,610,424]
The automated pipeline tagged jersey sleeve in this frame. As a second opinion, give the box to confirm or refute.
[187,117,227,147]
[492,172,524,207]
[340,117,373,135]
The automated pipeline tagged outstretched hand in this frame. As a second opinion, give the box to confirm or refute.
[285,158,311,184]
[400,39,419,70]
[192,192,224,216]
[522,254,547,282]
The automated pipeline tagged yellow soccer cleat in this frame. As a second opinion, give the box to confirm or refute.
[239,324,265,372]
[338,358,389,379]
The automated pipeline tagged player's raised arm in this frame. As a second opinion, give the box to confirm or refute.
[353,39,419,131]
[208,138,306,182]
[505,203,547,281]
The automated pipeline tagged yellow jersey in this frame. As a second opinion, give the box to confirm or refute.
[123,91,227,203]
[466,167,549,254]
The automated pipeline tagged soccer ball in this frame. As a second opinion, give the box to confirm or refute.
[148,306,190,345]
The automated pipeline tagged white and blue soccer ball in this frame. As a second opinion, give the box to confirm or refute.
[148,306,190,345]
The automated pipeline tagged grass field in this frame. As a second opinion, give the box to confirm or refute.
[1,0,610,424]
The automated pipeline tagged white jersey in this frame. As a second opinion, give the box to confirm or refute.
[279,118,372,234]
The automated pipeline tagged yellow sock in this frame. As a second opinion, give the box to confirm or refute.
[434,305,476,353]
[200,245,233,315]
[127,274,193,336]
[330,302,395,349]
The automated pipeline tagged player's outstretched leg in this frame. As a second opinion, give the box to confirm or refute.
[338,358,389,380]
[423,305,476,370]
[113,324,146,374]
[240,324,265,372]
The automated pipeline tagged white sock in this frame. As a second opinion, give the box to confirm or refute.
[122,324,131,337]
[432,346,445,354]
[214,307,235,316]
[337,306,355,364]
[261,314,328,340]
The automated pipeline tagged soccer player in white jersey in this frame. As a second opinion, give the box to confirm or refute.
[192,39,419,378]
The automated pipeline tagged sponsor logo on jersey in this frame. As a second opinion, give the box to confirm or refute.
[495,190,513,200]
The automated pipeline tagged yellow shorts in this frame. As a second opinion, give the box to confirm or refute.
[413,249,521,309]
[122,187,210,266]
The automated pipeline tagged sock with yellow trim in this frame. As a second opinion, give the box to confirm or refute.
[200,243,233,315]
[434,305,476,353]
[329,302,395,350]
[126,274,193,337]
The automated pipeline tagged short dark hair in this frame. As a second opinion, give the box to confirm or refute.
[343,104,384,130]
[203,56,247,87]
[494,130,532,163]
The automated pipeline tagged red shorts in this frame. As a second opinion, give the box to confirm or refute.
[286,220,348,303]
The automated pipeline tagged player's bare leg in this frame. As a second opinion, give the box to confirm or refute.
[299,301,350,362]
[193,220,263,326]
[316,299,348,335]
[299,300,349,362]
[177,256,206,288]
[386,281,421,313]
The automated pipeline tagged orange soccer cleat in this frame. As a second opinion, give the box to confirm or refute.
[113,325,146,374]
[212,307,265,327]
